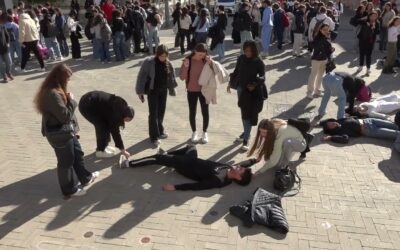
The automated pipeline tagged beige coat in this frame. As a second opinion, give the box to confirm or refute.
[19,13,40,43]
[198,60,229,104]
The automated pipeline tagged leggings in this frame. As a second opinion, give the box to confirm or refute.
[187,92,209,132]
[359,41,374,69]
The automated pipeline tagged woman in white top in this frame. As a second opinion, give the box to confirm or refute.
[383,16,400,74]
[248,119,306,175]
[178,7,192,55]
[192,9,210,44]
[68,10,81,59]
[357,93,400,119]
[379,2,396,52]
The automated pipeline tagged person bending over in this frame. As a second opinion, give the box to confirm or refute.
[320,117,400,151]
[248,118,313,175]
[119,145,255,191]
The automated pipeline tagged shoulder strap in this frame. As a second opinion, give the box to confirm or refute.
[281,168,302,198]
[186,56,192,86]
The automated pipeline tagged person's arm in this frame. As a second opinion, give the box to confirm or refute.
[236,158,258,168]
[368,111,389,120]
[179,59,189,81]
[323,134,350,144]
[173,177,224,191]
[110,126,124,150]
[167,61,177,96]
[46,91,77,124]
[136,59,150,95]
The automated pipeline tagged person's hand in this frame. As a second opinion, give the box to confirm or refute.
[227,85,231,93]
[247,84,255,91]
[162,183,176,191]
[138,94,145,103]
[321,136,332,142]
[121,149,130,159]
[67,92,74,100]
[205,55,212,65]
[183,58,190,68]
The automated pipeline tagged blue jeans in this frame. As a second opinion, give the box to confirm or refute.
[44,36,62,59]
[97,39,111,62]
[113,31,127,61]
[237,87,252,142]
[213,43,225,60]
[363,118,399,140]
[0,52,12,77]
[147,27,160,54]
[261,26,272,54]
[9,41,21,63]
[195,32,208,44]
[58,37,69,57]
[318,73,346,119]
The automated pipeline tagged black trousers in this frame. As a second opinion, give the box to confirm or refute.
[52,136,92,196]
[275,29,284,49]
[21,40,44,69]
[359,41,374,69]
[148,89,168,140]
[187,92,209,132]
[133,31,142,53]
[79,100,110,151]
[179,29,191,54]
[70,32,81,59]
[175,30,180,47]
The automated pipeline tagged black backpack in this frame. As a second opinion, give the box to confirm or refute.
[146,12,158,27]
[84,23,94,40]
[6,28,16,42]
[273,166,301,197]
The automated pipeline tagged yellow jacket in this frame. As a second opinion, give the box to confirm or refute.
[19,14,40,43]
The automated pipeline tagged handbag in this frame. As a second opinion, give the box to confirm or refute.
[273,166,301,197]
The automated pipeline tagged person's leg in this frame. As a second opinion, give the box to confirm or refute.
[185,30,191,51]
[128,153,190,168]
[242,119,252,143]
[187,92,198,132]
[167,145,198,158]
[307,60,318,96]
[30,41,44,68]
[318,79,332,116]
[366,46,373,70]
[147,92,160,140]
[51,37,62,58]
[336,84,347,119]
[314,60,327,95]
[3,52,11,76]
[154,29,160,50]
[175,30,180,47]
[94,123,110,151]
[0,54,6,79]
[383,42,396,71]
[364,118,399,140]
[44,37,55,59]
[276,138,307,167]
[20,42,29,69]
[16,42,21,63]
[71,137,92,184]
[113,35,121,61]
[157,89,168,135]
[179,30,185,54]
[133,31,141,53]
[53,138,79,196]
[147,28,154,53]
[199,93,209,132]
[359,43,365,67]
[293,33,301,55]
[104,40,111,62]
[379,27,385,51]
[9,41,16,64]
[261,27,272,54]
[277,29,283,49]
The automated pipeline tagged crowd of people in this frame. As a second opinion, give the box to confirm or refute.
[21,0,400,200]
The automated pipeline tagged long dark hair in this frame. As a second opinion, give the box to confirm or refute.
[34,64,73,114]
[181,6,188,19]
[198,9,207,29]
[155,44,171,76]
[243,40,259,58]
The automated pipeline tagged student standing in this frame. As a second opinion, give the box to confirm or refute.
[136,45,178,146]
[145,6,161,54]
[192,9,210,45]
[383,16,400,74]
[292,4,306,57]
[55,8,69,58]
[379,2,395,52]
[0,19,13,83]
[79,91,134,158]
[211,6,227,61]
[228,41,267,150]
[91,14,112,63]
[34,64,99,198]
[5,15,20,65]
[261,0,273,57]
[180,43,211,144]
[272,3,286,50]
[178,7,192,55]
[235,2,253,51]
[68,10,81,59]
[111,9,127,61]
[356,11,380,76]
[40,8,63,61]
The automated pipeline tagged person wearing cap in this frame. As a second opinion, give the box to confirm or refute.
[78,91,134,159]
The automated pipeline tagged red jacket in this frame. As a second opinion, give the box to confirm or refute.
[102,3,115,23]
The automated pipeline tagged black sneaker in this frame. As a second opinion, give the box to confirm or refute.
[236,133,244,142]
[159,133,169,139]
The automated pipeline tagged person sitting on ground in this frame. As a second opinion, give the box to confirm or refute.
[248,118,313,176]
[320,117,400,151]
[79,90,134,159]
[354,93,400,120]
[119,145,255,191]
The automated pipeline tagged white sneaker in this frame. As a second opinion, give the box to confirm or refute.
[96,150,115,158]
[70,188,86,197]
[84,171,100,186]
[58,57,64,61]
[106,146,117,153]
[235,133,244,143]
[306,94,314,100]
[241,143,249,151]
[15,67,26,73]
[159,133,169,139]
[119,155,129,168]
[201,132,209,144]
[191,132,199,143]
[151,139,161,146]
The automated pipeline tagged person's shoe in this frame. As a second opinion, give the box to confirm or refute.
[118,155,129,168]
[2,78,8,83]
[235,133,244,142]
[151,139,161,146]
[356,66,363,73]
[95,150,115,158]
[159,133,169,139]
[6,73,14,80]
[106,146,117,153]
[366,68,371,76]
[157,147,168,155]
[70,188,86,197]
[84,171,100,186]
[191,132,199,143]
[58,56,64,61]
[241,141,249,151]
[39,67,46,72]
[201,132,209,144]
[314,92,323,98]
[306,94,314,100]
[15,67,26,73]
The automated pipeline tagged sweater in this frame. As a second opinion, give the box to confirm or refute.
[198,60,229,104]
[19,14,40,43]
[111,17,125,34]
[258,125,304,173]
[178,15,192,30]
[311,34,332,61]
[102,3,115,23]
[179,58,206,92]
[192,16,210,33]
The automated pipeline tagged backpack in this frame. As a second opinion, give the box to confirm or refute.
[47,21,58,37]
[282,12,289,27]
[100,23,111,41]
[146,12,158,27]
[312,18,326,39]
[273,166,301,197]
[357,85,372,102]
[6,28,16,42]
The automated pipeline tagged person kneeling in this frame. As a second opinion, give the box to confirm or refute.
[119,145,255,191]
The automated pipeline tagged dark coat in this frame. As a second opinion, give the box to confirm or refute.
[311,34,332,61]
[335,72,365,114]
[210,13,227,50]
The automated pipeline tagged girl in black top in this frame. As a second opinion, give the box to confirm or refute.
[111,9,128,61]
[228,41,267,151]
[356,11,380,76]
[79,91,134,159]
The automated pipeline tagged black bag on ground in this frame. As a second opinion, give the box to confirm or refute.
[274,166,302,197]
[229,187,289,234]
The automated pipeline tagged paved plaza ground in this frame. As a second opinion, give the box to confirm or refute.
[0,11,400,250]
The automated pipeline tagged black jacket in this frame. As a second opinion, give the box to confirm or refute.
[293,10,306,34]
[336,72,365,114]
[173,158,257,191]
[0,25,10,54]
[357,21,380,46]
[234,9,252,31]
[320,117,363,143]
[78,91,132,150]
[230,188,289,234]
[209,13,227,50]
[311,34,332,61]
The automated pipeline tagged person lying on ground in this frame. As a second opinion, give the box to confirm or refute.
[247,118,314,176]
[119,145,255,191]
[353,93,400,120]
[320,117,400,151]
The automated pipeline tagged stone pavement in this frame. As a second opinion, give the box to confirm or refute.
[1,11,400,250]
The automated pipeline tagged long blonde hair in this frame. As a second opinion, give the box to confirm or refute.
[248,118,287,161]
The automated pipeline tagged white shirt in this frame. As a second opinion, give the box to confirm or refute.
[388,26,400,43]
